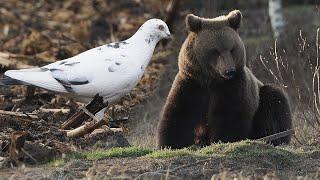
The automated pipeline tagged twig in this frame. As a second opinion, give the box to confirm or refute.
[0,110,38,122]
[66,119,108,138]
[259,55,283,86]
[257,129,294,142]
[38,108,70,114]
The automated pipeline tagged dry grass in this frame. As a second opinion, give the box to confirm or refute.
[258,28,320,146]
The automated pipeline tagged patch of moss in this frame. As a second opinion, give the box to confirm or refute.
[85,147,152,160]
[49,158,65,167]
[147,148,193,159]
[199,140,300,165]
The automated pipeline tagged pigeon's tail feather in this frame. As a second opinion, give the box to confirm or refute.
[0,75,29,86]
[4,69,68,93]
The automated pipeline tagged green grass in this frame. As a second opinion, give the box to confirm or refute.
[199,140,300,165]
[85,147,152,160]
[49,158,65,167]
[147,148,192,159]
[48,140,314,166]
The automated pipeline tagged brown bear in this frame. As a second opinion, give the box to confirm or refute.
[157,10,292,149]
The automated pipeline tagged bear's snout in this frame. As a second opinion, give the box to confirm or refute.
[215,53,236,80]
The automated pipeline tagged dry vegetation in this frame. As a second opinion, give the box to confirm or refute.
[0,0,319,179]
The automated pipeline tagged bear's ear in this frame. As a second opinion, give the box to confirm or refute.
[186,14,202,33]
[227,10,242,30]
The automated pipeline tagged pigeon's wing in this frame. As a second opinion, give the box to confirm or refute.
[44,65,90,93]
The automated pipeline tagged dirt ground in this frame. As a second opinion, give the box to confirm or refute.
[0,1,320,179]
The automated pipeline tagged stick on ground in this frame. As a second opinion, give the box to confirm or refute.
[257,129,294,142]
[38,108,70,114]
[66,119,108,138]
[0,110,38,123]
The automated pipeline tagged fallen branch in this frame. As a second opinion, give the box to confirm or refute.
[0,110,38,122]
[61,94,108,129]
[257,129,294,142]
[66,119,108,138]
[38,108,70,114]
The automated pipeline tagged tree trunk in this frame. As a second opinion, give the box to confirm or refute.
[268,0,285,39]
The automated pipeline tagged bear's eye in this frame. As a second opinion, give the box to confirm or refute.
[158,25,165,31]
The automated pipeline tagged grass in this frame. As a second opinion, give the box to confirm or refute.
[146,148,192,159]
[49,140,314,167]
[199,141,301,166]
[49,158,65,167]
[85,146,152,160]
[200,140,294,156]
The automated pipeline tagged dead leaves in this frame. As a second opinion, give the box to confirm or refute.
[22,31,52,55]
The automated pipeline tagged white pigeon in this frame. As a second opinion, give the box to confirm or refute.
[1,19,171,119]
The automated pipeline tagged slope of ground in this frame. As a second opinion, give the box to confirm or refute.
[1,141,320,179]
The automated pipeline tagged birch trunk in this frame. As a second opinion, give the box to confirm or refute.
[269,0,285,39]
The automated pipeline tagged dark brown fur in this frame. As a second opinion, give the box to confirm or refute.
[157,10,292,149]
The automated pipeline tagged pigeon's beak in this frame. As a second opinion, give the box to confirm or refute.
[165,31,172,40]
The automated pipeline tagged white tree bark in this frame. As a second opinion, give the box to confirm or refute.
[269,0,285,39]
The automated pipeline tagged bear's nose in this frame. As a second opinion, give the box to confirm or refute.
[223,69,236,79]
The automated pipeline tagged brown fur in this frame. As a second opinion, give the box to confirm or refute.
[157,10,292,149]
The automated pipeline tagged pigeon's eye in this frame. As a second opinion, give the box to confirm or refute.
[158,25,165,31]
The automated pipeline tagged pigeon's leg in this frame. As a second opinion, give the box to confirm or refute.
[94,107,107,121]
